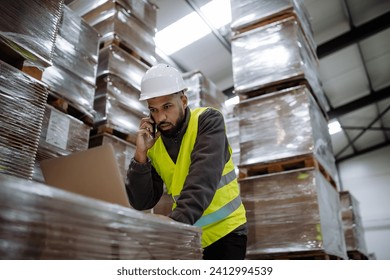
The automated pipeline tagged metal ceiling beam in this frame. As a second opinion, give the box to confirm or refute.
[185,0,232,53]
[317,11,390,58]
[335,104,390,158]
[327,85,390,119]
[336,140,390,163]
[342,126,390,131]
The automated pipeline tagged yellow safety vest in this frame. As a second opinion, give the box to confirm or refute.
[147,107,247,248]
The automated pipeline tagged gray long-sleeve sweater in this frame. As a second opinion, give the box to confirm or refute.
[126,107,247,234]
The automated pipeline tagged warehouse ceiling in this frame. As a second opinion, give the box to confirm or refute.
[151,0,390,163]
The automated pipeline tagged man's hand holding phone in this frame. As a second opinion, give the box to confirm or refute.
[134,116,160,163]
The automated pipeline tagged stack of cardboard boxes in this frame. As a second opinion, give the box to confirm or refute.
[67,0,160,181]
[34,4,100,181]
[0,173,203,259]
[229,0,347,259]
[0,0,64,180]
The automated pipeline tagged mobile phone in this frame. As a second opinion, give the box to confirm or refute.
[150,115,157,139]
[151,122,157,139]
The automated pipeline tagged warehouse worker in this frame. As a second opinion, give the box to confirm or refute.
[126,64,247,260]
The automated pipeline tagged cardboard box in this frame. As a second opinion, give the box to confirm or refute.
[235,85,337,182]
[239,168,347,259]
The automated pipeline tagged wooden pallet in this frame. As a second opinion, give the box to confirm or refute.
[233,10,297,35]
[91,123,137,145]
[238,78,309,101]
[238,154,338,189]
[100,36,153,67]
[0,38,48,81]
[348,250,369,260]
[21,65,44,80]
[46,93,94,126]
[246,250,343,260]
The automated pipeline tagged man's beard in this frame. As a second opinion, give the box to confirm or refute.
[158,108,185,138]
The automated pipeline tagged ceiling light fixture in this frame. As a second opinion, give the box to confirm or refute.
[155,0,231,55]
[224,95,239,107]
[328,120,342,135]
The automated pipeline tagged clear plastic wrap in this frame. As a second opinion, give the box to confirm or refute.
[225,117,240,175]
[0,173,202,259]
[97,45,149,91]
[68,0,158,34]
[339,191,369,256]
[231,16,328,113]
[93,94,147,142]
[235,85,337,181]
[42,66,96,114]
[52,5,99,84]
[225,117,240,154]
[36,104,90,160]
[80,2,157,66]
[95,75,148,118]
[239,168,347,259]
[89,133,136,181]
[182,70,227,113]
[0,0,64,67]
[0,60,48,179]
[230,0,315,51]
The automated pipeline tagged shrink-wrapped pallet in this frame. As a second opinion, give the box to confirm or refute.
[182,70,227,113]
[93,76,148,143]
[231,16,328,113]
[93,95,145,143]
[52,5,100,85]
[79,2,157,66]
[0,0,64,67]
[89,133,136,180]
[68,0,157,34]
[339,191,369,256]
[37,104,90,160]
[225,117,240,175]
[230,0,315,51]
[42,67,96,115]
[0,174,203,259]
[235,85,337,183]
[0,61,49,179]
[240,168,347,259]
[97,45,149,91]
[95,75,148,117]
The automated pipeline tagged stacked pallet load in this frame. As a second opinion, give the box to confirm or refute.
[42,4,99,124]
[0,173,203,259]
[183,70,227,113]
[32,5,100,182]
[0,0,65,180]
[67,0,159,179]
[230,0,346,259]
[339,191,369,259]
[224,116,240,176]
[33,105,92,182]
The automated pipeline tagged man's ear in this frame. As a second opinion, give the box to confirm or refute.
[181,93,188,109]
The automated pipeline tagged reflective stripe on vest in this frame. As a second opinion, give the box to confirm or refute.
[173,168,236,202]
[194,194,242,227]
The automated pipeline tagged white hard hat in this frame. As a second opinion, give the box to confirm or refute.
[140,64,187,101]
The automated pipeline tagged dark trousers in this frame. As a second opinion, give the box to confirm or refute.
[202,232,247,260]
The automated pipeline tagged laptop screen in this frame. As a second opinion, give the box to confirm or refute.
[40,144,131,208]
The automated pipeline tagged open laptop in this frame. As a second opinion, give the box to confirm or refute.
[40,144,131,208]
